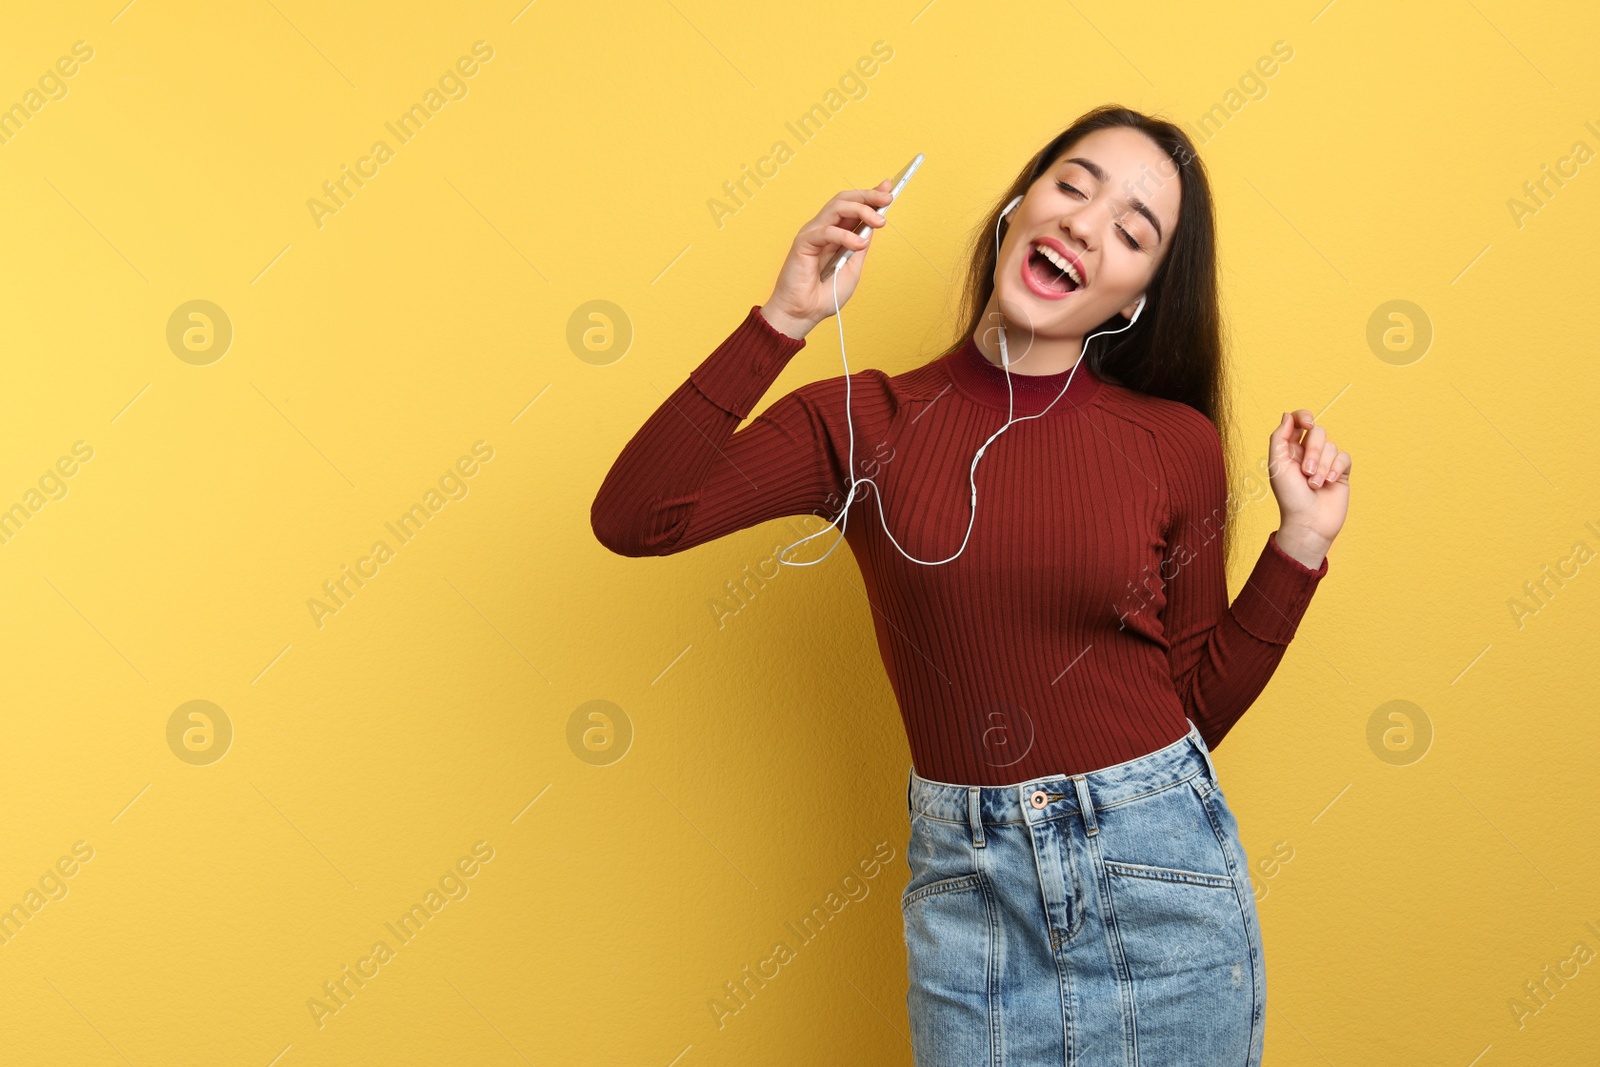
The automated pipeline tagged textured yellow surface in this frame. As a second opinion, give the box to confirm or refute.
[0,1,1596,1064]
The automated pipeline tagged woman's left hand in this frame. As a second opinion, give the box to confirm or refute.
[1267,409,1350,566]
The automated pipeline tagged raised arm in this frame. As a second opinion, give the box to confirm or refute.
[593,176,902,558]
[592,306,854,556]
[1158,407,1329,750]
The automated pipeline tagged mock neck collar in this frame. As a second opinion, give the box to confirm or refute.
[942,332,1106,416]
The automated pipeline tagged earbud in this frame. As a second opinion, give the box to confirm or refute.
[1001,195,1022,218]
[1129,293,1146,323]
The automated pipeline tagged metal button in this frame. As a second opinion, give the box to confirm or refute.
[1029,790,1048,809]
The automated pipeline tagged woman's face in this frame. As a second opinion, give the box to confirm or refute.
[995,125,1182,340]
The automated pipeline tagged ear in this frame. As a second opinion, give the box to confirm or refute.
[1119,297,1143,321]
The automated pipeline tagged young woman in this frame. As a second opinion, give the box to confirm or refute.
[592,104,1350,1066]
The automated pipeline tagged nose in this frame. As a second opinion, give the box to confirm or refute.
[1058,211,1095,254]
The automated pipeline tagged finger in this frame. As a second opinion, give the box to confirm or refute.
[801,214,872,248]
[805,223,872,266]
[1269,412,1302,477]
[822,222,872,251]
[808,204,886,254]
[1288,409,1318,455]
[844,199,889,229]
[1307,440,1337,488]
[814,200,886,247]
[1270,410,1296,446]
[1299,421,1327,477]
[826,182,895,217]
[1325,450,1352,485]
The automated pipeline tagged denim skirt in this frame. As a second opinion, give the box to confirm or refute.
[900,720,1265,1066]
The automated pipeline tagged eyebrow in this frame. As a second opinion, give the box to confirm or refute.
[1061,156,1163,244]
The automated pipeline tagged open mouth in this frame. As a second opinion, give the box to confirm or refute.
[1024,242,1082,296]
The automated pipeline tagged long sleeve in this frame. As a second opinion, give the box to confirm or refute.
[591,305,861,557]
[1157,407,1329,751]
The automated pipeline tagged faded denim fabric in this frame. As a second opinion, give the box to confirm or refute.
[902,721,1265,1066]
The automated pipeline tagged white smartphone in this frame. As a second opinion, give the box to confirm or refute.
[821,152,924,281]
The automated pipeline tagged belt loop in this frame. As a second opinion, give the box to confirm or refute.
[1188,720,1220,784]
[1070,775,1097,836]
[967,786,986,848]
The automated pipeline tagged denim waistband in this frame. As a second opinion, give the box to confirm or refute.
[908,719,1219,832]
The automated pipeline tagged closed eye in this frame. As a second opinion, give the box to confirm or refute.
[1057,181,1143,252]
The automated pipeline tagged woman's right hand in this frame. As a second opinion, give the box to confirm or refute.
[759,178,895,340]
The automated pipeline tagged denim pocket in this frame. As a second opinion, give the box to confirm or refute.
[1099,775,1236,888]
[1104,858,1234,890]
[901,811,981,911]
[902,872,984,910]
[1101,776,1256,1057]
[901,844,994,1066]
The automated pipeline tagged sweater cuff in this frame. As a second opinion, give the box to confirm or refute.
[1230,531,1328,645]
[687,305,808,419]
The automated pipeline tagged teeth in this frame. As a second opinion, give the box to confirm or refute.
[1033,242,1083,287]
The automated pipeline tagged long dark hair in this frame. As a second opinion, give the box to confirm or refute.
[948,104,1236,566]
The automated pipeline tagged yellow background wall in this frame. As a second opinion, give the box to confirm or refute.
[1,0,1596,1063]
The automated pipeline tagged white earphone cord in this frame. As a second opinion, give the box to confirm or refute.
[778,197,1145,568]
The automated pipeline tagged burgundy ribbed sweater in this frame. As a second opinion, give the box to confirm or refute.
[592,305,1328,785]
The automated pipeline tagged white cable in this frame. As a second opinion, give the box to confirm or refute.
[777,204,1144,568]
